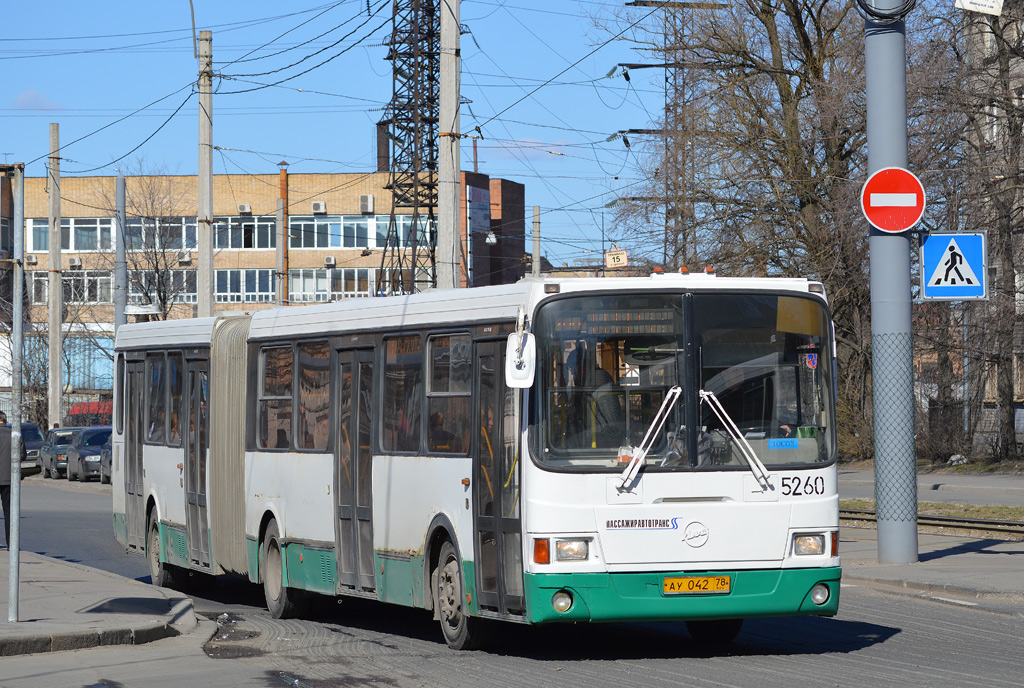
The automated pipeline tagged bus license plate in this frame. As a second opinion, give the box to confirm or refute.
[662,575,731,595]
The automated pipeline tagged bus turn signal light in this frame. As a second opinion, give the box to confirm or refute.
[533,538,550,564]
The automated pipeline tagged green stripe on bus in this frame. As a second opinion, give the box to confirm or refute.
[161,524,189,568]
[282,543,337,596]
[524,567,841,624]
[112,512,127,546]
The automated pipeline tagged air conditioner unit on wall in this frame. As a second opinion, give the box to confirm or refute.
[177,250,192,265]
[324,256,336,267]
[237,203,252,214]
[312,201,327,214]
[25,254,38,265]
[359,194,374,214]
[67,257,82,269]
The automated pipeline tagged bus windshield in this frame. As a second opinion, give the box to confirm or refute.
[534,291,834,472]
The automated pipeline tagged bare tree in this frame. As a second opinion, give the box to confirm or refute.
[99,160,199,321]
[593,1,970,460]
[937,9,1024,461]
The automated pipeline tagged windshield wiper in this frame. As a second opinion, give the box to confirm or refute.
[698,389,772,490]
[619,385,682,488]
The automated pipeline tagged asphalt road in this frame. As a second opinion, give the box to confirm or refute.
[838,466,1024,507]
[1,579,1021,688]
[5,471,1023,687]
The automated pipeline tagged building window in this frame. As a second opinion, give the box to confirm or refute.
[29,217,114,252]
[65,336,115,392]
[288,267,375,302]
[287,215,432,250]
[31,219,48,252]
[129,269,197,305]
[31,271,112,304]
[215,268,274,303]
[0,217,9,253]
[123,217,197,251]
[214,216,275,249]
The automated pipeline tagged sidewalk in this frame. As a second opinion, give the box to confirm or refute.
[0,550,195,657]
[841,525,1024,613]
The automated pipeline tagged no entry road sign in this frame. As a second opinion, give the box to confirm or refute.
[861,167,926,233]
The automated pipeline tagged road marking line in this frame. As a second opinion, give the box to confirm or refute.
[931,596,978,607]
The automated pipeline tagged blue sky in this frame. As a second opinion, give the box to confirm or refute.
[2,1,665,266]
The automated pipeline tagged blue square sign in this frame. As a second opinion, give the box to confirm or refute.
[920,233,987,301]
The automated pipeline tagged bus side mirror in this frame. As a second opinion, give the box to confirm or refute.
[506,333,536,388]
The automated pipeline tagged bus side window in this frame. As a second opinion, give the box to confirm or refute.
[146,353,166,444]
[259,345,293,449]
[426,334,471,454]
[384,335,423,453]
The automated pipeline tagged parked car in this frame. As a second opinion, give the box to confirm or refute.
[39,427,84,479]
[66,427,112,482]
[20,422,44,476]
[99,437,112,484]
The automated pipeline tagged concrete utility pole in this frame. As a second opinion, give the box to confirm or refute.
[7,162,25,622]
[114,175,127,332]
[276,161,288,306]
[437,0,462,289]
[197,30,214,317]
[47,124,62,429]
[865,3,918,564]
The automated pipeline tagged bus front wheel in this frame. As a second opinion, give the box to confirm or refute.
[436,540,489,650]
[261,520,307,619]
[686,618,743,644]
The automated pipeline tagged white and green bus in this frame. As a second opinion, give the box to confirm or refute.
[112,272,840,649]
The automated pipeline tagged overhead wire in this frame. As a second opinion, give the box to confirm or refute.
[222,0,388,78]
[26,81,195,167]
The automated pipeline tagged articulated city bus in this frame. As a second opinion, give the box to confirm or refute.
[112,272,840,649]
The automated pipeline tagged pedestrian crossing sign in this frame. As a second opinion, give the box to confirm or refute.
[920,232,987,301]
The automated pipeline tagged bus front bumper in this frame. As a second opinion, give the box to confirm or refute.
[525,566,841,624]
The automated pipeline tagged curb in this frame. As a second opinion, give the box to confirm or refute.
[0,620,180,658]
[841,478,1024,497]
[843,570,1024,604]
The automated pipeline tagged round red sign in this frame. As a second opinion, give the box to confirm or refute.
[860,167,926,233]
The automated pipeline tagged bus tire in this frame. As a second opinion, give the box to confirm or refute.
[685,618,743,644]
[148,512,178,589]
[261,520,307,619]
[436,540,489,650]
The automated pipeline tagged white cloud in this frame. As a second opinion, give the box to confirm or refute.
[12,88,63,110]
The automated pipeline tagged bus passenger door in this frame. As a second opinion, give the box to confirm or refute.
[125,361,146,551]
[184,362,210,569]
[335,350,376,595]
[474,341,525,616]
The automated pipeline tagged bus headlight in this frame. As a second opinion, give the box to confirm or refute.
[555,539,589,561]
[793,534,825,556]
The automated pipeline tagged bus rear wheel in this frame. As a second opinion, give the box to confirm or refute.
[436,540,489,650]
[148,512,178,589]
[261,520,307,619]
[686,618,743,644]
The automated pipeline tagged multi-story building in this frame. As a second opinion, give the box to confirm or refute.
[0,169,525,421]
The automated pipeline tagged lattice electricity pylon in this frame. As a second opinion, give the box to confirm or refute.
[377,0,439,296]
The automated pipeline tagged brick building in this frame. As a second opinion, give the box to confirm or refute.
[0,169,525,413]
